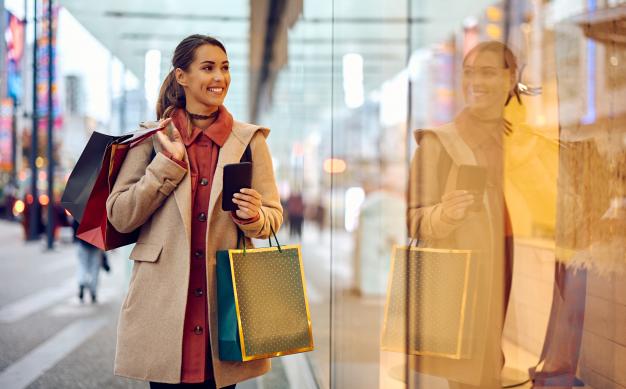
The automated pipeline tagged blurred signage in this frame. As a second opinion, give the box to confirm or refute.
[36,0,62,133]
[0,98,13,171]
[5,10,25,102]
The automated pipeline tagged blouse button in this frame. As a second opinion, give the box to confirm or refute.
[198,213,207,222]
[200,178,209,186]
[194,325,203,335]
[194,288,204,297]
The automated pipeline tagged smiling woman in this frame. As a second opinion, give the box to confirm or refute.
[105,34,283,389]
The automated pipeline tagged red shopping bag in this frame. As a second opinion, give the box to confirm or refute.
[64,122,170,250]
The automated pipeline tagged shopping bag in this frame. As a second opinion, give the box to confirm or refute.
[216,230,314,361]
[61,131,122,223]
[381,244,476,359]
[61,123,169,250]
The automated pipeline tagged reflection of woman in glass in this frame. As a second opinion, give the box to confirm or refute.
[407,41,519,388]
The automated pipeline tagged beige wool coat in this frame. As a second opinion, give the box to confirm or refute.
[106,119,283,387]
[407,123,506,388]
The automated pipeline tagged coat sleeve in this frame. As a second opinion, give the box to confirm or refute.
[407,132,463,240]
[106,137,188,233]
[233,131,283,239]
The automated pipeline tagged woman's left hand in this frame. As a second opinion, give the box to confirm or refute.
[233,188,262,219]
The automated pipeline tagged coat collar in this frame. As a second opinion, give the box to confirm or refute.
[172,106,233,147]
[414,122,477,167]
[148,119,270,243]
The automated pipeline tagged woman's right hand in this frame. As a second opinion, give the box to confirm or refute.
[155,118,185,160]
[440,190,475,221]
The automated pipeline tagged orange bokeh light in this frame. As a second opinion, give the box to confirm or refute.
[323,158,347,174]
[39,194,50,206]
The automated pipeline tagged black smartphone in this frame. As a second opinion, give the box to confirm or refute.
[456,165,487,211]
[222,162,253,211]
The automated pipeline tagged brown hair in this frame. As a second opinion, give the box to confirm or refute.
[463,41,521,106]
[156,34,227,119]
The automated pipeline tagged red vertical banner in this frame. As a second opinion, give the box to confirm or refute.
[0,98,13,171]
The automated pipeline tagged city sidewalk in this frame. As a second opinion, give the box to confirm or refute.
[0,220,281,389]
[0,220,145,389]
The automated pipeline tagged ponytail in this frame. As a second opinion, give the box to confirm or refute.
[156,70,186,119]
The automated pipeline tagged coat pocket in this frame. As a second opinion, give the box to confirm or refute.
[129,242,163,262]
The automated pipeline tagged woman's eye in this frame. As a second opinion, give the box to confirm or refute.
[203,66,213,72]
[222,66,230,72]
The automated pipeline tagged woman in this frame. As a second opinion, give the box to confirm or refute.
[407,41,519,389]
[106,35,283,388]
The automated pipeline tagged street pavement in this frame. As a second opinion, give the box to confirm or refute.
[0,220,270,389]
[0,218,382,389]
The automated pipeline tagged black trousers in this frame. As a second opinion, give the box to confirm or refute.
[149,381,235,389]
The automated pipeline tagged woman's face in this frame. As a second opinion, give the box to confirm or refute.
[176,44,231,111]
[462,50,514,115]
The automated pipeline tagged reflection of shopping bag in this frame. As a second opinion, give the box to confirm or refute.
[61,124,168,250]
[216,230,314,361]
[381,244,475,359]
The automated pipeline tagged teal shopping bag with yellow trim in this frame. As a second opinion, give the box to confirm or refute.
[216,229,314,361]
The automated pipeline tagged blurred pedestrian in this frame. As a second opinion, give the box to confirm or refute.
[72,220,102,303]
[21,194,45,240]
[286,192,304,238]
[2,181,17,220]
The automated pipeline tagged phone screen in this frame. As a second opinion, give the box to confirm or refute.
[222,162,253,211]
[456,165,487,210]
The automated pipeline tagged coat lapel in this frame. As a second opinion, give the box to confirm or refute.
[206,129,247,224]
[151,135,193,243]
[207,121,270,224]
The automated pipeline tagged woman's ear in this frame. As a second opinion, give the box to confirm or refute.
[175,68,188,87]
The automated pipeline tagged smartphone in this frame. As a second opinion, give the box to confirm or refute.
[456,165,487,211]
[222,162,253,211]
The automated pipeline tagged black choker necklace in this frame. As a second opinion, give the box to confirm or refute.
[186,110,218,121]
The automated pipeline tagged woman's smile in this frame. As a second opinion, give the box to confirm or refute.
[207,87,224,96]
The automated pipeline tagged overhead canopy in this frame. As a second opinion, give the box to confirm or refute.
[575,6,626,45]
[249,0,303,122]
[58,0,501,126]
[58,0,252,119]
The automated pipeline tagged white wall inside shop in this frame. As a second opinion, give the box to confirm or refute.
[57,8,138,128]
[56,7,140,166]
